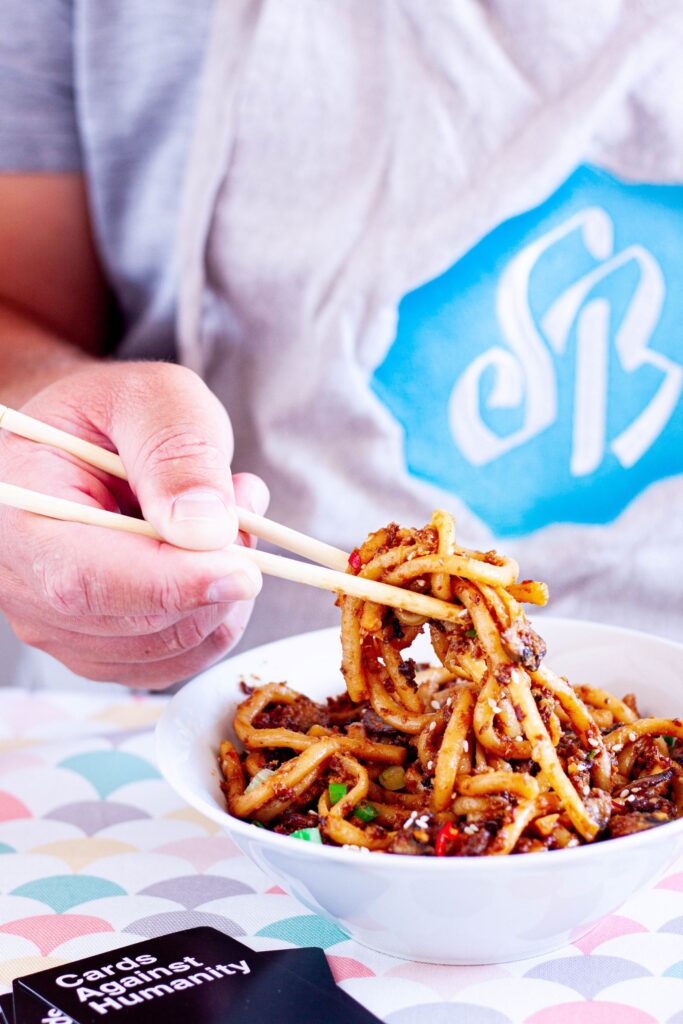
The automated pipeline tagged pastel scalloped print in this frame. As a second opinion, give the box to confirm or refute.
[2,689,683,1022]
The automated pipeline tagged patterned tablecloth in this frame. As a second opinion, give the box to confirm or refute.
[1,690,682,1024]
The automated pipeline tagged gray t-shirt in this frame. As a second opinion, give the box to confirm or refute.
[0,0,214,359]
[1,2,682,698]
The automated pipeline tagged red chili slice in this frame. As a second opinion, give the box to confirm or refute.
[435,822,460,857]
[348,550,362,574]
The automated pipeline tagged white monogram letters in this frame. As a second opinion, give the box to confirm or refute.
[449,208,682,475]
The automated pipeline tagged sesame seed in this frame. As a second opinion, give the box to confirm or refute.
[430,700,441,710]
[626,795,636,803]
[619,790,629,798]
[567,838,579,847]
[514,735,523,743]
[587,737,598,748]
[426,760,434,771]
[428,721,437,732]
[582,785,590,796]
[628,732,637,742]
[463,740,469,752]
[487,698,496,710]
[492,705,502,714]
[613,743,623,752]
[446,697,453,706]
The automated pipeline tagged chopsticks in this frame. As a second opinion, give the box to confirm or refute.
[0,404,348,571]
[0,405,467,625]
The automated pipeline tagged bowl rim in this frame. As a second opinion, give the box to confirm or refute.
[156,616,683,873]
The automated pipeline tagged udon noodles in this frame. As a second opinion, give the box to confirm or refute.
[218,512,683,855]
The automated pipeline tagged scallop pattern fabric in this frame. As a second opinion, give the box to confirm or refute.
[1,690,683,1022]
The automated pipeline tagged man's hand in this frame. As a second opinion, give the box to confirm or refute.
[0,361,268,688]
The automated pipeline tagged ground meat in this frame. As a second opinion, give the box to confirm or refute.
[324,691,361,725]
[253,695,326,733]
[450,827,493,857]
[360,708,402,738]
[607,811,671,838]
[403,762,431,794]
[387,833,434,856]
[273,810,320,835]
[631,739,671,778]
[566,756,591,798]
[533,686,559,733]
[557,731,583,763]
[398,658,417,685]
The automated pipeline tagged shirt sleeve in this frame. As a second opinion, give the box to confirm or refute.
[0,0,81,171]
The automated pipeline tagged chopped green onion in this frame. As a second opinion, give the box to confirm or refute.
[379,765,406,791]
[251,820,266,829]
[353,802,378,823]
[585,749,598,762]
[466,628,477,638]
[328,782,348,805]
[244,768,275,794]
[290,827,323,843]
[665,735,676,750]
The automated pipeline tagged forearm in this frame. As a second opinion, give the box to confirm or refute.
[0,300,96,407]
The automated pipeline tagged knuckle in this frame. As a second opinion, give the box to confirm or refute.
[159,614,208,657]
[118,612,173,635]
[140,425,228,478]
[143,361,199,389]
[123,360,195,395]
[33,550,94,616]
[33,552,87,614]
[153,573,187,616]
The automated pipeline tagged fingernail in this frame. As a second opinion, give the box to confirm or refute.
[245,478,270,517]
[207,567,261,603]
[172,489,230,524]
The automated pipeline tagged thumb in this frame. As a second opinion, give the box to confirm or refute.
[110,364,239,550]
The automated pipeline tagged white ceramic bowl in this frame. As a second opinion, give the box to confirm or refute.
[156,618,683,964]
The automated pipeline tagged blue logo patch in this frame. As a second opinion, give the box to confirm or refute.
[372,164,683,536]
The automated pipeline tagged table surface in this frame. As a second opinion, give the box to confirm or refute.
[1,690,682,1024]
